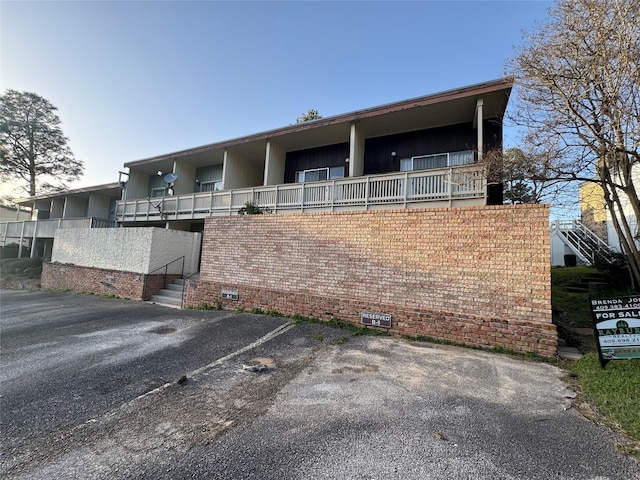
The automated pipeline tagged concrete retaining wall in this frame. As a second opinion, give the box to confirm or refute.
[51,227,201,275]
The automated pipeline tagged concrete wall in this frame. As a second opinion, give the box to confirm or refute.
[149,228,201,274]
[50,227,201,275]
[185,205,556,356]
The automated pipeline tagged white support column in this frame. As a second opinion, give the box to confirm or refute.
[30,218,38,258]
[221,149,229,191]
[18,221,25,258]
[476,98,484,161]
[264,141,286,186]
[349,123,365,177]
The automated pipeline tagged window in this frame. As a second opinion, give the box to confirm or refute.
[329,166,345,179]
[295,166,345,183]
[150,187,166,198]
[400,151,474,171]
[195,165,223,192]
[200,181,223,192]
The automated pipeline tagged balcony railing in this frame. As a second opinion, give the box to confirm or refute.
[1,217,115,245]
[115,164,487,222]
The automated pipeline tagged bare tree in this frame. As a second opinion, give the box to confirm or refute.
[507,0,640,285]
[0,90,83,197]
[495,147,567,204]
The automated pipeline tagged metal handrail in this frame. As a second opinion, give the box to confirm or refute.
[552,219,610,264]
[144,255,185,299]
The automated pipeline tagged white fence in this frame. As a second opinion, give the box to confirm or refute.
[1,217,115,246]
[116,165,487,222]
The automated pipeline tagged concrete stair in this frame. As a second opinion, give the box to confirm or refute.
[565,272,610,294]
[149,279,185,309]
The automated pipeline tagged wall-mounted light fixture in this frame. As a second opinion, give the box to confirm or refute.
[157,170,163,176]
[345,157,350,163]
[391,152,397,157]
[195,179,201,186]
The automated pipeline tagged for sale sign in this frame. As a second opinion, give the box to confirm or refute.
[590,296,640,368]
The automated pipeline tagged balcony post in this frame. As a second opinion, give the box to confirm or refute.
[476,98,484,161]
[2,221,8,248]
[30,218,39,258]
[349,123,365,177]
[403,172,409,207]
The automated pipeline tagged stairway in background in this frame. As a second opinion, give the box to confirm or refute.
[149,278,185,309]
[551,219,610,265]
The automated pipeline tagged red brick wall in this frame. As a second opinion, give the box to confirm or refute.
[184,205,556,356]
[42,263,180,301]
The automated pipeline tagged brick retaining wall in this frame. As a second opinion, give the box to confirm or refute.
[184,205,556,356]
[42,263,180,301]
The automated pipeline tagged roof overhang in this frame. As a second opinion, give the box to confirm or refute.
[125,77,513,174]
[15,183,122,206]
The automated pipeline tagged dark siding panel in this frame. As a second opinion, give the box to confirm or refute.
[482,118,503,152]
[284,143,349,183]
[363,124,476,175]
[484,118,504,205]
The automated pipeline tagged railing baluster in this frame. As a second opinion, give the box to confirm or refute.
[114,164,486,218]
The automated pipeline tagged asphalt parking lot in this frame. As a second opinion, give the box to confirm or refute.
[1,289,639,479]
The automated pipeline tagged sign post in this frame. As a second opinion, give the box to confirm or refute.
[589,296,640,369]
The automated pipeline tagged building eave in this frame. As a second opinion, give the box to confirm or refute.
[14,182,122,206]
[124,77,513,169]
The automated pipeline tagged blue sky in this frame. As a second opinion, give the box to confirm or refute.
[1,0,552,194]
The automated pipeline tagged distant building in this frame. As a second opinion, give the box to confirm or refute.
[0,204,31,223]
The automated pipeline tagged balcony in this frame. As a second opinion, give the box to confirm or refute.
[1,217,115,246]
[115,164,487,223]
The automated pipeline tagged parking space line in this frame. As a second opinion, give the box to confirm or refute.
[135,321,295,401]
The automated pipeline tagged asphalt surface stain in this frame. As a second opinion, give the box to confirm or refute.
[148,327,177,335]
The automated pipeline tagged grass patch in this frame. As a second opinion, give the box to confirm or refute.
[552,267,640,453]
[0,257,43,289]
[186,303,221,311]
[569,354,640,456]
[290,314,390,337]
[552,266,635,330]
[551,266,597,329]
[403,334,555,363]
